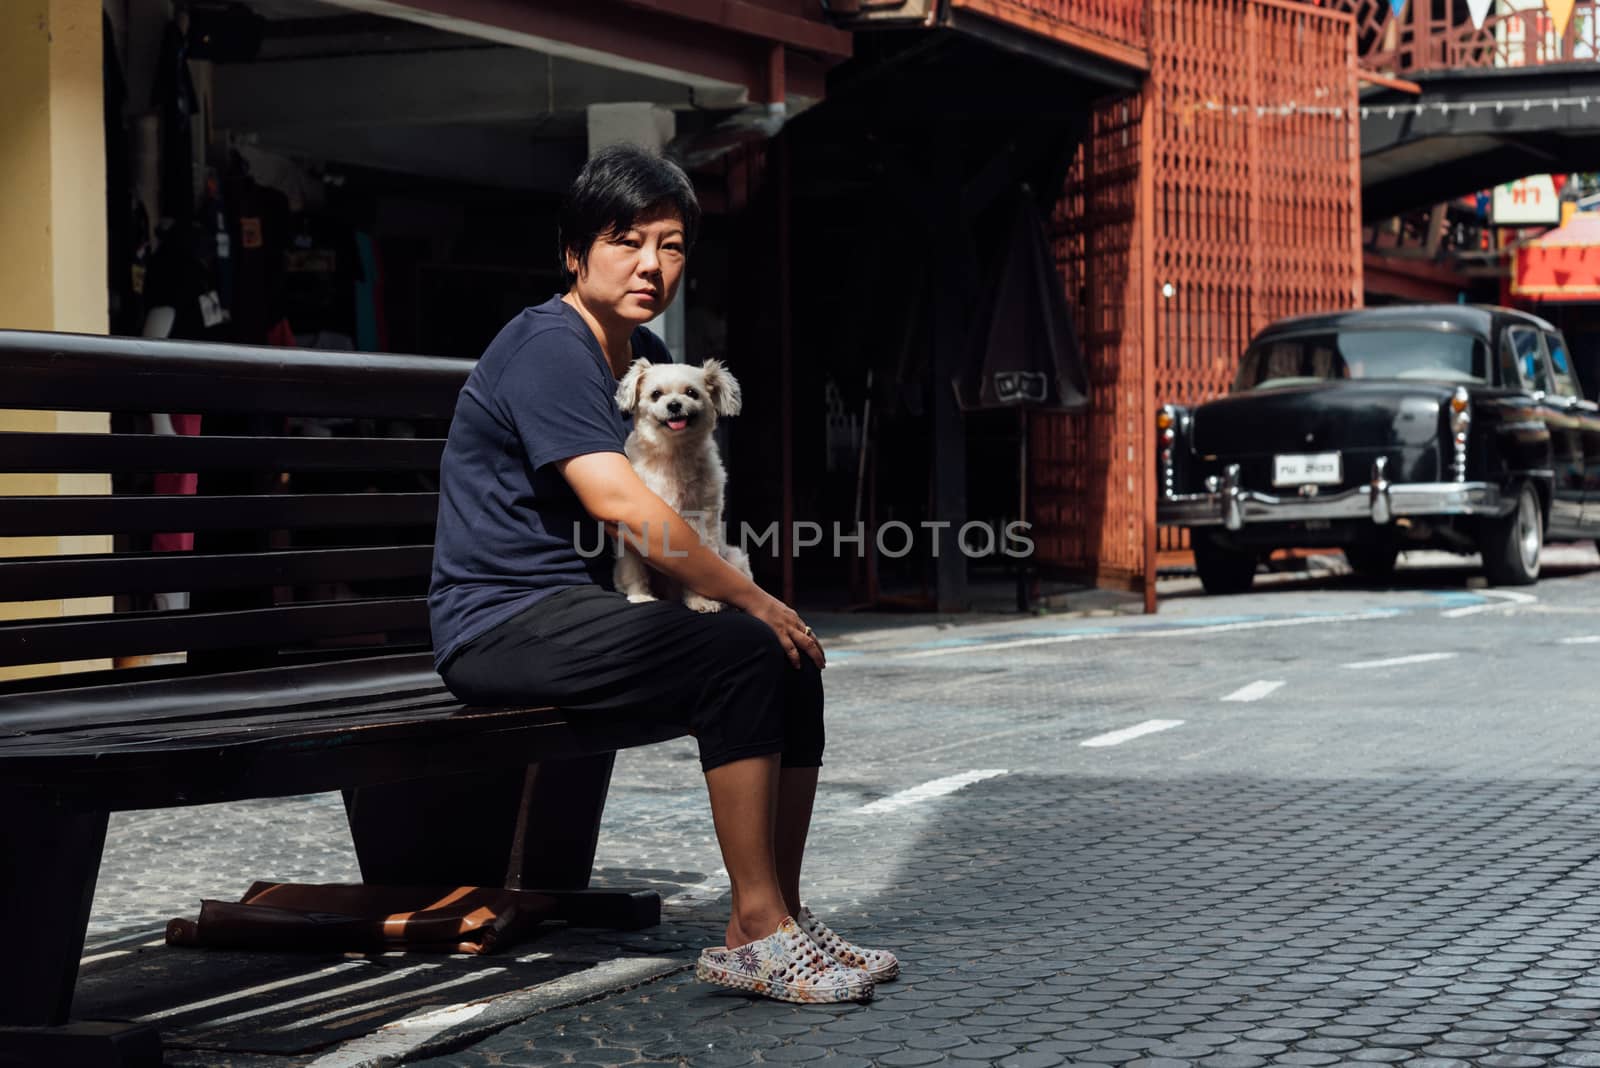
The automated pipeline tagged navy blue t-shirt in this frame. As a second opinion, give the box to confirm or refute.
[428,296,669,669]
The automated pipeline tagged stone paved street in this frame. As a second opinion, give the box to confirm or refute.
[74,547,1600,1067]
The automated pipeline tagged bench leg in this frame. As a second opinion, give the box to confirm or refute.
[508,752,616,891]
[0,801,163,1066]
[509,754,658,931]
[0,799,106,1026]
[342,755,655,930]
[343,768,526,888]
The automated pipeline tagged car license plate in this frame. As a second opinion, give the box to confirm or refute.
[1273,452,1342,486]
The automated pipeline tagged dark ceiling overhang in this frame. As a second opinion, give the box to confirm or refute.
[1361,64,1600,219]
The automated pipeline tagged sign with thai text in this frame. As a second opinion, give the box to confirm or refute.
[1493,175,1562,226]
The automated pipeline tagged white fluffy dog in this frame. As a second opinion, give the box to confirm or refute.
[613,357,751,612]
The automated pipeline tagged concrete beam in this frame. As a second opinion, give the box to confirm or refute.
[212,47,695,132]
[252,123,587,189]
[307,0,759,101]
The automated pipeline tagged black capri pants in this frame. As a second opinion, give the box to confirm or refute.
[440,585,824,772]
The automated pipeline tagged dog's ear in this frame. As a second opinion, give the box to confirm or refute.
[701,359,742,417]
[615,358,652,413]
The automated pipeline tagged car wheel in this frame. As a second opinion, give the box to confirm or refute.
[1480,483,1542,586]
[1344,543,1399,582]
[1192,532,1258,595]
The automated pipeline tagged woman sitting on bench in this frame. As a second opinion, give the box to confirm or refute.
[428,144,897,1004]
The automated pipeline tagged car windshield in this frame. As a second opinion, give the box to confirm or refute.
[1233,329,1489,391]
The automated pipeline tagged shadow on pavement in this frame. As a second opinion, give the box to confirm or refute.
[417,771,1600,1066]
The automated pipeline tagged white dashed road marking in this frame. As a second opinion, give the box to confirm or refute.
[855,770,1008,814]
[1343,652,1459,670]
[1222,680,1286,702]
[1560,635,1600,645]
[1441,589,1538,618]
[893,612,1393,660]
[1080,720,1185,748]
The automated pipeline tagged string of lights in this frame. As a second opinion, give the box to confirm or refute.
[1178,100,1350,119]
[1360,96,1600,120]
[1171,95,1600,121]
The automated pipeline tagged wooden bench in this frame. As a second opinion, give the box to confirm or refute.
[0,331,686,1067]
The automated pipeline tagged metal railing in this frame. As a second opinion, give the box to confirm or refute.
[1004,0,1147,50]
[947,0,1149,59]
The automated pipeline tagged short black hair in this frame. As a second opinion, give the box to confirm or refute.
[558,144,701,287]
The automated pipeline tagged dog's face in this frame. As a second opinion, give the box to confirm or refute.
[615,359,741,445]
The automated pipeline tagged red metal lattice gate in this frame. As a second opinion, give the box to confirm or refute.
[1031,0,1363,609]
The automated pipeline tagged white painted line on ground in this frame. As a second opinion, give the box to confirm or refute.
[82,927,168,955]
[1441,589,1538,618]
[1222,680,1285,702]
[897,723,1049,761]
[310,957,686,1068]
[1343,651,1459,670]
[188,964,442,1031]
[304,1000,491,1068]
[1560,635,1600,645]
[664,868,730,908]
[84,933,192,965]
[279,968,508,1031]
[1080,720,1185,748]
[893,611,1392,660]
[137,961,370,1022]
[855,770,1008,814]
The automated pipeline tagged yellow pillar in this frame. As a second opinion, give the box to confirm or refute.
[0,0,113,680]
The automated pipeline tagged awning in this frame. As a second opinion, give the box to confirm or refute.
[1512,212,1600,303]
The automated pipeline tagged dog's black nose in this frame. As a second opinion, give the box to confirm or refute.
[666,400,683,414]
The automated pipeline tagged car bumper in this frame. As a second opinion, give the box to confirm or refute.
[1158,459,1508,530]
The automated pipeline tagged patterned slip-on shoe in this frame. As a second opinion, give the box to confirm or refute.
[696,916,875,1004]
[795,905,900,982]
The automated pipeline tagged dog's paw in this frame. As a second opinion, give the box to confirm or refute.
[685,594,724,613]
[626,592,658,604]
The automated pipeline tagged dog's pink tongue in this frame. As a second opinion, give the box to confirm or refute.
[668,419,688,431]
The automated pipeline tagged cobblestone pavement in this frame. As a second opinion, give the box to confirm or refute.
[75,549,1600,1067]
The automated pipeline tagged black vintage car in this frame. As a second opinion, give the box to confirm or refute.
[1158,305,1600,594]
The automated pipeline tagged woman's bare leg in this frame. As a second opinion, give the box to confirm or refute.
[775,767,818,916]
[705,753,790,948]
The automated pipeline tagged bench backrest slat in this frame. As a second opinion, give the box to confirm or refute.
[0,547,433,601]
[0,432,446,473]
[0,493,440,536]
[0,330,473,686]
[0,331,469,418]
[0,599,429,669]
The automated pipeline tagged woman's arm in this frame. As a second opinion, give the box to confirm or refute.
[556,452,823,669]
